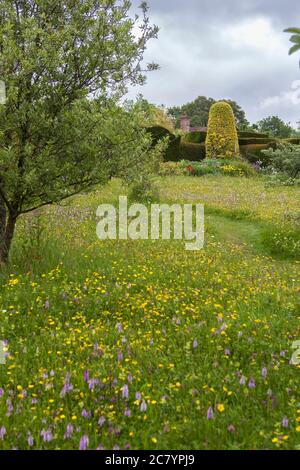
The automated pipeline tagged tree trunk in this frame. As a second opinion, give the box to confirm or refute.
[0,210,17,265]
[0,198,6,264]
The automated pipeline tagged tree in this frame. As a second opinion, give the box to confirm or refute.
[138,99,175,133]
[256,116,293,138]
[168,96,249,129]
[284,27,300,61]
[0,0,159,263]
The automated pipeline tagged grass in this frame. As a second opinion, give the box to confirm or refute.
[0,175,299,450]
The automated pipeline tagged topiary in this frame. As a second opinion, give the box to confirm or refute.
[205,101,239,158]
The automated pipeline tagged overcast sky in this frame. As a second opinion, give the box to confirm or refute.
[128,0,300,127]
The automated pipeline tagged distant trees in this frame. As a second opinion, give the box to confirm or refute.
[168,96,249,129]
[138,99,175,133]
[256,116,294,138]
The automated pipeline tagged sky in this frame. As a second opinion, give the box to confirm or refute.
[128,0,300,127]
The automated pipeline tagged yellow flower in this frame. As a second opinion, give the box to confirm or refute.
[217,404,225,413]
[296,426,300,432]
[151,437,157,444]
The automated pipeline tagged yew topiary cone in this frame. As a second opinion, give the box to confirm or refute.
[205,101,239,158]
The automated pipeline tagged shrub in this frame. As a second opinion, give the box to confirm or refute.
[185,161,219,176]
[183,131,207,144]
[262,143,300,179]
[165,135,181,161]
[158,161,186,176]
[238,131,269,138]
[238,137,275,146]
[146,126,181,162]
[240,143,275,166]
[220,159,256,177]
[283,137,300,145]
[179,142,206,161]
[129,176,159,204]
[206,101,240,158]
[147,125,171,142]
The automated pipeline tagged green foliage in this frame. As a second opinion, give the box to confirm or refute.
[128,176,160,204]
[220,160,256,177]
[284,137,300,145]
[179,142,206,161]
[239,137,275,146]
[284,27,300,57]
[160,158,256,178]
[146,126,180,162]
[262,143,300,179]
[238,131,269,138]
[205,102,240,159]
[158,161,187,176]
[139,100,175,133]
[257,116,294,138]
[0,0,159,262]
[168,96,249,128]
[183,131,207,144]
[240,143,275,165]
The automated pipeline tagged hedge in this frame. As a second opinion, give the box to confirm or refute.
[238,131,269,139]
[146,125,171,142]
[283,137,300,145]
[183,131,207,144]
[165,135,181,161]
[179,142,206,161]
[240,143,275,166]
[146,126,180,162]
[206,102,239,158]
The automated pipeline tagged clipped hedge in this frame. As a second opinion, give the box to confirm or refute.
[283,137,300,145]
[146,126,180,162]
[206,101,239,158]
[147,125,171,139]
[165,135,181,161]
[238,131,269,139]
[240,143,275,166]
[180,142,206,161]
[238,137,276,146]
[183,131,207,144]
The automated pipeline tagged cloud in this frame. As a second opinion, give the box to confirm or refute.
[257,81,300,124]
[128,0,300,126]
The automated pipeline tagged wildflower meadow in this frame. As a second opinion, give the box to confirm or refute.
[0,177,299,450]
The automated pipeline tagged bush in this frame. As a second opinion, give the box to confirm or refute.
[129,176,159,204]
[146,126,181,162]
[165,135,181,161]
[262,143,300,179]
[185,160,220,176]
[183,131,207,144]
[238,131,269,138]
[159,157,259,179]
[283,137,300,145]
[158,161,186,176]
[179,142,206,161]
[206,101,239,158]
[220,159,256,177]
[238,137,275,146]
[240,143,275,166]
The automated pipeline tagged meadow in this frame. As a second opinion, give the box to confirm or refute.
[0,175,299,450]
